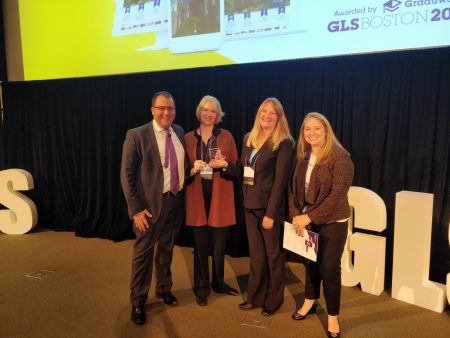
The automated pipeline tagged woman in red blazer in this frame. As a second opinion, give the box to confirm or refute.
[184,95,240,306]
[239,97,294,316]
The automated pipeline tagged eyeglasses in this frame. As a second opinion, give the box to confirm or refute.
[153,106,175,113]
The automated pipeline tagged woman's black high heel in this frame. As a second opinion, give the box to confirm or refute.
[327,318,340,337]
[291,303,318,320]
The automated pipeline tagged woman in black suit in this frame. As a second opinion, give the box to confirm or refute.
[238,97,294,316]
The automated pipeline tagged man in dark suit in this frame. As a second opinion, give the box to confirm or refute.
[120,91,187,326]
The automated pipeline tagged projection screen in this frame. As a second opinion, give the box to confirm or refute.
[5,0,450,81]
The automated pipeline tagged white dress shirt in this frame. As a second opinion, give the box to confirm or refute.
[152,120,185,194]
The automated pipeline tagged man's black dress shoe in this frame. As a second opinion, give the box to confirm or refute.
[156,291,178,306]
[196,295,208,306]
[131,306,145,326]
[292,303,318,320]
[239,301,255,310]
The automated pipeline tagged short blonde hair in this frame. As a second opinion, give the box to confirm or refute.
[195,95,225,124]
[246,97,293,151]
[297,112,348,163]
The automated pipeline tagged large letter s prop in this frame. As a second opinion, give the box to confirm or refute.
[0,169,38,235]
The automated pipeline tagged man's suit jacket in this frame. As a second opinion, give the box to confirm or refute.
[120,121,187,224]
[240,134,294,220]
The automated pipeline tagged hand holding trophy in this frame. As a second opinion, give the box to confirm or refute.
[191,159,207,176]
[209,149,228,169]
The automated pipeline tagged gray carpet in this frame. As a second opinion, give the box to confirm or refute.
[1,228,448,338]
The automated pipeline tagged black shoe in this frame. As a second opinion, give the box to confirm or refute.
[156,291,178,306]
[328,318,340,337]
[262,308,276,316]
[225,287,239,296]
[292,303,318,320]
[131,306,145,325]
[239,301,255,310]
[212,284,240,296]
[196,295,208,306]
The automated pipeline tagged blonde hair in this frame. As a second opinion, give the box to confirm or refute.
[246,97,293,151]
[297,112,348,164]
[195,95,225,124]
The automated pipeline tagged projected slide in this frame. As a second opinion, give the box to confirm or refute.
[112,0,168,36]
[16,0,450,80]
[224,0,307,41]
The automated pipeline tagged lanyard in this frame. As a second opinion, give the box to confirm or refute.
[199,128,215,162]
[245,150,260,169]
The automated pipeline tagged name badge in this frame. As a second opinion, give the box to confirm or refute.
[243,166,255,186]
[200,166,213,180]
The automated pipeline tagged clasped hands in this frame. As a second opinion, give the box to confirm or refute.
[191,149,228,175]
[292,214,312,237]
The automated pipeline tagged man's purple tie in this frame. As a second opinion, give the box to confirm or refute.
[164,129,179,195]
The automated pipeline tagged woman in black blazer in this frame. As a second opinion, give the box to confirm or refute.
[238,97,294,316]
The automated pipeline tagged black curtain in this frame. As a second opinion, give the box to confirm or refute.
[0,48,449,283]
[0,0,7,82]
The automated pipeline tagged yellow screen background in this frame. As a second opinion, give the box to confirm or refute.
[19,0,235,80]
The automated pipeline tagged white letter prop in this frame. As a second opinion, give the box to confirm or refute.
[447,220,450,306]
[392,191,446,312]
[0,169,38,235]
[342,186,386,295]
